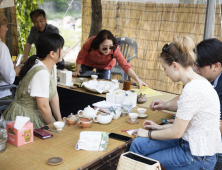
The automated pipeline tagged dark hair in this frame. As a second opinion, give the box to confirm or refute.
[30,9,46,21]
[19,33,64,81]
[160,36,196,67]
[90,29,117,50]
[196,38,222,65]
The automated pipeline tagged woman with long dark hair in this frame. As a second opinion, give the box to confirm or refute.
[73,29,147,88]
[3,33,64,129]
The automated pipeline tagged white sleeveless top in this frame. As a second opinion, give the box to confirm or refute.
[176,79,222,156]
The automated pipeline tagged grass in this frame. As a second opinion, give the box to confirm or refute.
[46,11,81,20]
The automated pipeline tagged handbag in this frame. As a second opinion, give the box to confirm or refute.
[75,131,109,151]
[117,151,161,170]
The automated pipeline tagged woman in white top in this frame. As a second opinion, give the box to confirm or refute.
[3,33,63,129]
[129,36,222,170]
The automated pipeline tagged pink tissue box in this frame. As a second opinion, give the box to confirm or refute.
[6,121,34,147]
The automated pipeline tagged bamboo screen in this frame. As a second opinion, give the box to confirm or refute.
[82,0,207,94]
[0,6,19,56]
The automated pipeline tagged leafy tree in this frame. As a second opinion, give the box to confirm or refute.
[16,0,44,54]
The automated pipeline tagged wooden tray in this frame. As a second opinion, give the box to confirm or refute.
[83,85,109,94]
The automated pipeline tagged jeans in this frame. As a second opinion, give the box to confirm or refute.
[216,136,222,163]
[129,138,216,170]
[80,64,111,80]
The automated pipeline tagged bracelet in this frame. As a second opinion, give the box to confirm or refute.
[165,102,170,110]
[148,130,155,143]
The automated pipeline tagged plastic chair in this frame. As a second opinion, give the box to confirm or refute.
[0,85,17,111]
[111,37,138,80]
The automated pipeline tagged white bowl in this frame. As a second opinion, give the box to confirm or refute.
[54,121,65,131]
[91,75,98,80]
[111,79,118,84]
[137,108,147,115]
[129,113,138,121]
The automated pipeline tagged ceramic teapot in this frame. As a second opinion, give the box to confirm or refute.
[77,105,99,119]
[93,112,114,124]
[63,113,78,126]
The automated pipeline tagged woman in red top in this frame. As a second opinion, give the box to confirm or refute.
[73,30,147,88]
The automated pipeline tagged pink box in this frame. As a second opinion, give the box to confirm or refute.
[6,121,34,147]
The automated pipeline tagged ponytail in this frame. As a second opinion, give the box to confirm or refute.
[18,55,38,81]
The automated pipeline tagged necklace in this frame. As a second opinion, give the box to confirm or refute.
[185,72,195,85]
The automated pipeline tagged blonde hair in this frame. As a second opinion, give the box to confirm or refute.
[160,36,196,67]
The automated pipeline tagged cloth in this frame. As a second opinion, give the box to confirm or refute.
[26,24,59,45]
[211,72,222,120]
[79,70,104,79]
[130,138,217,170]
[76,36,132,74]
[27,59,57,98]
[3,65,56,129]
[80,64,110,79]
[176,79,222,156]
[0,41,16,98]
[92,100,122,109]
[0,13,8,25]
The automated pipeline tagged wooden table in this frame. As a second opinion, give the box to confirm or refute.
[0,78,178,170]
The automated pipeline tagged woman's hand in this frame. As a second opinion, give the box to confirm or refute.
[133,128,149,138]
[72,71,80,77]
[143,120,161,130]
[137,79,148,89]
[149,99,167,111]
[14,65,22,75]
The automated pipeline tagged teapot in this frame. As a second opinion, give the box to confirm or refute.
[93,112,114,124]
[78,105,99,119]
[63,113,78,126]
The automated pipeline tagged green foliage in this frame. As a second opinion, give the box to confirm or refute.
[46,11,81,20]
[16,0,44,54]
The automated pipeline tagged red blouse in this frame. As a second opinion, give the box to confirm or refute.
[76,36,132,73]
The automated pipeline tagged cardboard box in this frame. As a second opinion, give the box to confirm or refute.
[6,121,33,147]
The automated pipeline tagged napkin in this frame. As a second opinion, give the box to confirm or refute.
[126,129,137,135]
[14,116,30,131]
[92,100,122,109]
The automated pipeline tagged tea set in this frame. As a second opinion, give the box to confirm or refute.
[54,105,147,130]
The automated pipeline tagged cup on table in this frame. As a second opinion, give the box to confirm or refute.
[77,118,92,129]
[91,75,98,80]
[129,113,138,121]
[54,121,65,131]
[122,80,131,90]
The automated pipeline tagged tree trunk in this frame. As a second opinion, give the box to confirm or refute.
[88,0,102,38]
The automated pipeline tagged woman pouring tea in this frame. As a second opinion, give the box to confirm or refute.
[72,29,147,89]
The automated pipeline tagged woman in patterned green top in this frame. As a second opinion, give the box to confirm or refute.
[3,33,64,129]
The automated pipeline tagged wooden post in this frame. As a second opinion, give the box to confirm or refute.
[204,0,216,39]
[88,0,102,38]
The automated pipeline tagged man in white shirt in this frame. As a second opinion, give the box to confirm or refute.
[0,13,21,99]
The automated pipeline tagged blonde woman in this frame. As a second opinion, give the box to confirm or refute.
[130,36,222,170]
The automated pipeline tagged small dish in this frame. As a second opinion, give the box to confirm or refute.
[91,75,98,80]
[78,78,88,83]
[54,121,65,131]
[129,113,138,121]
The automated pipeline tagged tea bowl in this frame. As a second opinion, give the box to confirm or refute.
[54,121,65,131]
[129,113,138,121]
[77,118,92,129]
[91,75,98,80]
[137,108,147,115]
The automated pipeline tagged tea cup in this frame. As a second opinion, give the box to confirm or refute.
[91,75,98,80]
[129,113,138,121]
[54,121,65,131]
[77,118,92,129]
[137,108,147,117]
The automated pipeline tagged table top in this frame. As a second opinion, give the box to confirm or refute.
[0,107,174,170]
[58,77,178,114]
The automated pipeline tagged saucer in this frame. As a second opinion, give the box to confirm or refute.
[47,157,63,166]
[138,114,148,119]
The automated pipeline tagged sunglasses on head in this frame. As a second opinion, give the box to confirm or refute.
[162,44,177,61]
[102,45,114,51]
[194,58,211,67]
